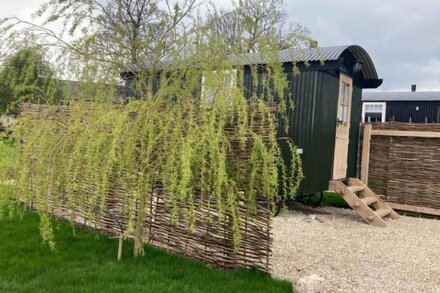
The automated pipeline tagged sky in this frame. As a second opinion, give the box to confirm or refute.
[1,0,440,92]
[287,0,440,92]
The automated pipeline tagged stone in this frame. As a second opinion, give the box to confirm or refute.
[294,274,327,293]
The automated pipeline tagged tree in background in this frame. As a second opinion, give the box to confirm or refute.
[208,0,313,53]
[0,0,306,258]
[0,47,61,115]
[1,0,202,100]
[1,0,316,99]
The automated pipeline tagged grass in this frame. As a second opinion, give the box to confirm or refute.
[0,142,291,292]
[295,192,348,209]
[0,139,18,207]
[0,139,17,169]
[0,210,292,293]
[321,192,349,208]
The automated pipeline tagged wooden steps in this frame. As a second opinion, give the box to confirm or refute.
[374,208,391,218]
[329,178,399,227]
[361,197,377,205]
[348,185,364,193]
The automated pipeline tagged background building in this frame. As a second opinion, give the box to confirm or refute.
[362,86,440,123]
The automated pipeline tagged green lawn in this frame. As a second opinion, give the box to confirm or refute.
[0,139,17,169]
[0,139,291,292]
[0,210,291,292]
[0,139,17,207]
[322,192,348,208]
[295,192,348,208]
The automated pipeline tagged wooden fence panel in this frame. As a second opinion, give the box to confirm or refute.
[21,103,274,273]
[361,122,440,213]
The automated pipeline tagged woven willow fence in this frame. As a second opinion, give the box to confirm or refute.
[20,103,275,273]
[361,122,440,213]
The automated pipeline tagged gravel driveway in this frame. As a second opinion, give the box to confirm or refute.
[272,207,440,293]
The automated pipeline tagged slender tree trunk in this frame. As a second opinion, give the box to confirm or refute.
[133,197,146,258]
[147,78,153,100]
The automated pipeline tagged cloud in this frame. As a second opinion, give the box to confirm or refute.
[287,0,440,91]
[0,0,45,21]
[2,0,439,91]
[417,58,440,90]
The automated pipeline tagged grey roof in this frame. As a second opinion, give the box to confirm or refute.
[231,45,380,80]
[128,45,380,81]
[363,91,440,102]
[234,45,357,63]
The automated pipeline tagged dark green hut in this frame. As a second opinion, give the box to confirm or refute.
[122,45,382,195]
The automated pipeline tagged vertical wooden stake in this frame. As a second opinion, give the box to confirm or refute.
[118,234,123,261]
[361,124,372,185]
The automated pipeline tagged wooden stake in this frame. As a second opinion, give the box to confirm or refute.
[118,234,123,261]
[361,124,372,184]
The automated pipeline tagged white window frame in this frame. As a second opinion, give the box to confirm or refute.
[337,80,351,125]
[362,102,386,123]
[201,69,237,105]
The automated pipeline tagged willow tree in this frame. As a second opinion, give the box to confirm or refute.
[0,47,61,115]
[207,0,313,53]
[1,0,308,257]
[1,0,202,100]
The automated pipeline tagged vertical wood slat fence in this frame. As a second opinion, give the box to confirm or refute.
[360,122,440,216]
[20,103,274,273]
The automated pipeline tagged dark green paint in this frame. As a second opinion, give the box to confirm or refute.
[124,51,378,195]
[347,86,363,178]
[243,67,364,194]
[283,70,339,194]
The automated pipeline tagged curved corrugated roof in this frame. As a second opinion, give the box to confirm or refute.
[127,45,380,83]
[232,45,380,80]
[363,91,440,102]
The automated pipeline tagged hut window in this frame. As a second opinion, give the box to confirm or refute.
[362,102,386,123]
[201,69,237,105]
[338,82,351,125]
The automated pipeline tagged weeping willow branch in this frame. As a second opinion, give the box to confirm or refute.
[0,0,309,260]
[10,92,303,254]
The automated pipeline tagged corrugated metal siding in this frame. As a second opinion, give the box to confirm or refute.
[386,101,440,123]
[135,67,358,194]
[244,69,340,194]
[290,72,321,193]
[347,86,362,178]
[286,71,339,193]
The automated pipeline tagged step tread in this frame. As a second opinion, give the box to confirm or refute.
[374,208,392,218]
[347,185,364,193]
[360,197,378,205]
[329,178,399,227]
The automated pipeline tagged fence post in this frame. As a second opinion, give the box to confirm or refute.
[118,234,124,261]
[361,124,372,184]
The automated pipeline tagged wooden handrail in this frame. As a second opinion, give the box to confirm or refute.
[371,130,440,138]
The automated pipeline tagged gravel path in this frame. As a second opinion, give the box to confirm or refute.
[272,207,440,293]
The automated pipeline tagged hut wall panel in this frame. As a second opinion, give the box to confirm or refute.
[130,65,355,195]
[245,68,361,193]
[287,71,339,194]
[347,86,363,178]
[305,71,339,193]
[362,122,440,210]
